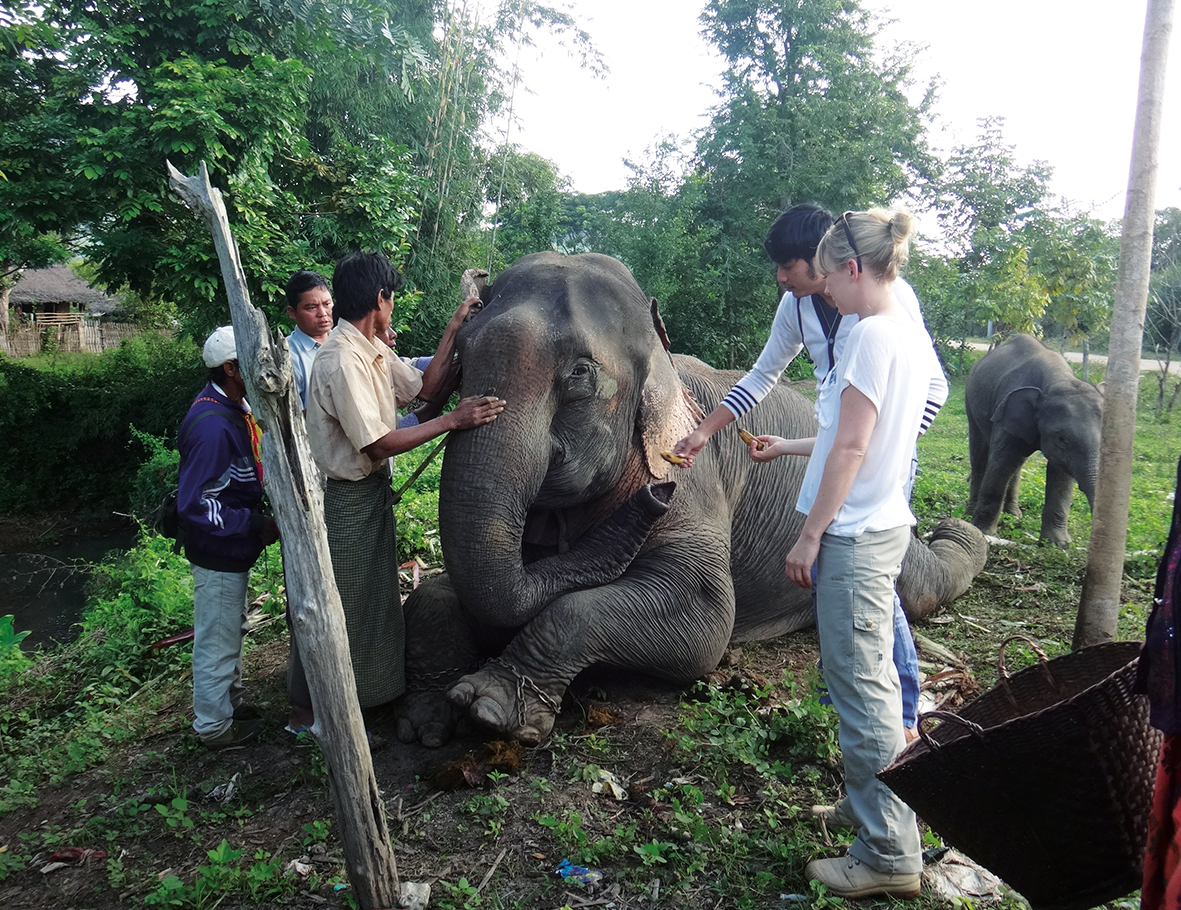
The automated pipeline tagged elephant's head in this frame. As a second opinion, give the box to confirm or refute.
[992,380,1103,507]
[439,253,697,627]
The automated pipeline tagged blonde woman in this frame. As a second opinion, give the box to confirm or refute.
[751,210,945,898]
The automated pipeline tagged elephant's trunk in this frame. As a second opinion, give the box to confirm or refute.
[897,518,989,621]
[1079,472,1097,513]
[440,421,673,628]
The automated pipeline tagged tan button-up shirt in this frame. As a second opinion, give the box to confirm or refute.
[306,320,424,481]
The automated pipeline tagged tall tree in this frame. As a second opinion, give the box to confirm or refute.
[0,10,100,332]
[480,146,567,273]
[1024,211,1118,375]
[667,0,936,367]
[400,0,602,346]
[933,117,1053,342]
[1076,0,1175,650]
[0,0,428,334]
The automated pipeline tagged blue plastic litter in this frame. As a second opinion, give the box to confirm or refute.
[555,858,603,886]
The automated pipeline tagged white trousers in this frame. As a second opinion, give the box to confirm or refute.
[815,526,922,875]
[191,565,250,738]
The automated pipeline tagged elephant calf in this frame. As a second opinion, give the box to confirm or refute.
[965,334,1102,546]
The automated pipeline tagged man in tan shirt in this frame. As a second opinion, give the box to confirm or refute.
[303,251,504,725]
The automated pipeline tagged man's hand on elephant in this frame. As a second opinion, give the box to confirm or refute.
[449,296,482,328]
[785,536,819,589]
[448,395,506,430]
[670,429,709,468]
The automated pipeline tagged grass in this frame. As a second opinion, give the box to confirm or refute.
[0,368,1174,909]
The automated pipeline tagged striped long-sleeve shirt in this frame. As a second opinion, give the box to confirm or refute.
[720,277,946,436]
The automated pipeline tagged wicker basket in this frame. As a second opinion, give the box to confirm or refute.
[878,637,1160,910]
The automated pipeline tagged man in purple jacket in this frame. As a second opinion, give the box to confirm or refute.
[178,326,279,747]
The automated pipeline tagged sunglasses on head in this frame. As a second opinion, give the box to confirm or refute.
[838,211,863,274]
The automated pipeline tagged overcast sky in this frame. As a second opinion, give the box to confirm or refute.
[505,0,1181,223]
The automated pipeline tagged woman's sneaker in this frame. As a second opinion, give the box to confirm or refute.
[805,855,920,899]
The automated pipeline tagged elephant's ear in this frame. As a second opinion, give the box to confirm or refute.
[639,300,699,478]
[651,298,673,352]
[991,386,1041,444]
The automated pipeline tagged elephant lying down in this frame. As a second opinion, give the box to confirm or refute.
[397,252,988,747]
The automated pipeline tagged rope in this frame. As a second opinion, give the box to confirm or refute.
[391,433,449,505]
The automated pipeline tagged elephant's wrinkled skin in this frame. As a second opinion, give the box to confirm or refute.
[397,253,988,747]
[965,334,1103,547]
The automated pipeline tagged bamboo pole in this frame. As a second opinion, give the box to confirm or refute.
[1075,0,1174,649]
[166,161,399,908]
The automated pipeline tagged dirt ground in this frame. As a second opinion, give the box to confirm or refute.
[0,620,834,910]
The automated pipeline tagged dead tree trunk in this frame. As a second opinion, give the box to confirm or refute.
[1075,0,1175,649]
[167,161,399,909]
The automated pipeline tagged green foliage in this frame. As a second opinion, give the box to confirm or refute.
[0,844,26,881]
[0,523,283,816]
[144,837,296,908]
[155,795,196,836]
[0,615,31,682]
[675,674,839,779]
[130,428,181,527]
[301,818,331,846]
[463,789,510,838]
[632,838,677,866]
[0,333,202,514]
[436,876,482,909]
[534,810,639,867]
[393,439,445,562]
[1,0,427,336]
[81,530,199,679]
[481,146,568,272]
[549,1,935,369]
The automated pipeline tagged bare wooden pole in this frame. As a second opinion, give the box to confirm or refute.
[1075,0,1175,649]
[167,161,399,908]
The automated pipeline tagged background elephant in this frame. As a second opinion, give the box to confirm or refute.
[965,334,1103,547]
[397,252,988,747]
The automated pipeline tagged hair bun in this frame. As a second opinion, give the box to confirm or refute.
[888,210,915,245]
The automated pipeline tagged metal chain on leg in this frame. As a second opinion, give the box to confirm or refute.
[488,658,562,729]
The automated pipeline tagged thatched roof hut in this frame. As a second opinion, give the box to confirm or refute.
[10,264,123,317]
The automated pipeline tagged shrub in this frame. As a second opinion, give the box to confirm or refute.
[0,333,203,514]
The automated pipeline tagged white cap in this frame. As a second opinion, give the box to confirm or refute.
[203,325,237,368]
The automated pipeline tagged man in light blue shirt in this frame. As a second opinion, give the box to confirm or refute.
[286,269,438,423]
[286,270,334,409]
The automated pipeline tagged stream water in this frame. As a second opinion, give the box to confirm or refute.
[1,527,138,650]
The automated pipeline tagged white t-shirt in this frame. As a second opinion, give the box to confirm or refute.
[721,278,929,414]
[796,314,948,537]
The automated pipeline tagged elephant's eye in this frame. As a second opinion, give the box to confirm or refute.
[560,359,598,400]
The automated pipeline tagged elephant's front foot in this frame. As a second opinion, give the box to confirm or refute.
[1039,524,1071,548]
[447,658,563,746]
[1003,502,1023,519]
